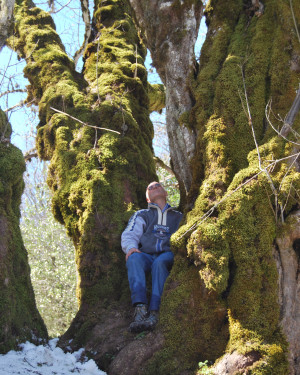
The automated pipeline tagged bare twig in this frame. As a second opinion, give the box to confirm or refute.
[290,0,300,44]
[50,106,121,134]
[282,181,295,214]
[4,98,36,115]
[4,100,26,112]
[0,45,14,90]
[293,184,300,202]
[262,182,277,218]
[96,35,101,103]
[279,153,299,216]
[265,99,300,146]
[134,44,138,78]
[239,64,261,166]
[0,89,27,100]
[5,38,40,70]
[279,151,299,192]
[93,128,98,149]
[239,64,279,220]
[23,357,38,370]
[50,0,72,13]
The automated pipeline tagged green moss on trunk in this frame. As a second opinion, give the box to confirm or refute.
[8,0,300,372]
[12,0,156,345]
[0,111,47,353]
[161,0,299,373]
[143,256,229,375]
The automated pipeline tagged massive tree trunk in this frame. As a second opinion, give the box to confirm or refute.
[2,0,300,374]
[128,0,300,374]
[156,0,299,374]
[0,3,47,350]
[0,111,47,353]
[11,0,157,361]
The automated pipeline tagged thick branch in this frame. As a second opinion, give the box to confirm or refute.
[24,148,38,162]
[148,83,165,113]
[154,156,174,176]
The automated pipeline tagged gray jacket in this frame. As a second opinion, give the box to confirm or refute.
[121,203,182,255]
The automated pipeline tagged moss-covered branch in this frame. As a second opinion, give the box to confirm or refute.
[148,83,165,113]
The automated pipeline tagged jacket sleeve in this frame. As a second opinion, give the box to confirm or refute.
[121,212,146,254]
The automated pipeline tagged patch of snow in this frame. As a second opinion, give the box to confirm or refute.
[0,339,107,375]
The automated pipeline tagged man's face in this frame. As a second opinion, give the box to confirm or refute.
[146,181,168,202]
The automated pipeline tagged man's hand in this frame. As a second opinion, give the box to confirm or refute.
[126,248,141,261]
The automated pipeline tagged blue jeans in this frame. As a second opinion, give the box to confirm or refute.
[126,251,174,311]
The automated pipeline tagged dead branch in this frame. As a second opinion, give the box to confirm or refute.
[50,106,121,134]
[280,85,300,138]
[134,44,138,78]
[74,0,91,67]
[0,89,27,99]
[50,0,72,14]
[265,99,300,146]
[4,100,26,112]
[239,64,280,219]
[24,147,38,162]
[290,0,300,44]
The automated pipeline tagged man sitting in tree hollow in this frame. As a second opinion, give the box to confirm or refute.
[121,181,182,332]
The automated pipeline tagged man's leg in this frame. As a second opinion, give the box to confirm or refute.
[126,252,153,306]
[150,251,174,311]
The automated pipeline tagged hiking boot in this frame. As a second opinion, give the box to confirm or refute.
[141,310,159,331]
[129,304,148,333]
[133,303,148,322]
[129,310,159,333]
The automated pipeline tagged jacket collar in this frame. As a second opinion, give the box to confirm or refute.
[148,202,171,213]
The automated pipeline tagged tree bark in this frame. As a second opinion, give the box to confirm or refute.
[0,110,47,353]
[129,0,203,197]
[169,0,300,374]
[0,0,15,50]
[11,0,157,359]
[3,0,300,374]
[274,210,300,375]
